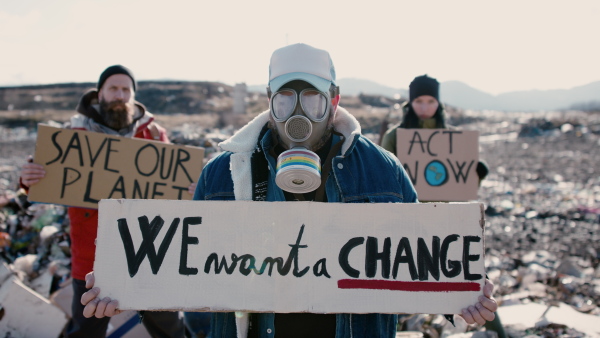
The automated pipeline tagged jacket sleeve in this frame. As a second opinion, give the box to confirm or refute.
[19,177,29,192]
[390,153,419,203]
[156,123,170,143]
[192,167,207,201]
[380,125,398,155]
[136,122,170,143]
[192,152,235,201]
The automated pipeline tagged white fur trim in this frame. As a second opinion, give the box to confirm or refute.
[220,107,359,156]
[229,152,253,201]
[332,107,361,155]
[220,112,270,153]
[218,111,271,203]
[235,312,249,338]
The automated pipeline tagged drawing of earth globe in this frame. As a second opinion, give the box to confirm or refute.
[424,160,448,186]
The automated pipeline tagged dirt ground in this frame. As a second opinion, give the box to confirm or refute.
[1,108,600,336]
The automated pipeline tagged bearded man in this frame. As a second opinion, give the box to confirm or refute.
[20,65,186,337]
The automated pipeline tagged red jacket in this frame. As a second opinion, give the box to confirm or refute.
[69,123,169,280]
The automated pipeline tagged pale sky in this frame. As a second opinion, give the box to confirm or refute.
[1,0,599,95]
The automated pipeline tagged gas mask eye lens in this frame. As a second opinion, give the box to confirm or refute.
[271,88,329,123]
[271,90,296,121]
[300,90,328,121]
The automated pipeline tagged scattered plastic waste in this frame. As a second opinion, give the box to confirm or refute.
[2,108,600,336]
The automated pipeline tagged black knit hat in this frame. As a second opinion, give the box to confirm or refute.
[97,65,137,91]
[409,74,439,102]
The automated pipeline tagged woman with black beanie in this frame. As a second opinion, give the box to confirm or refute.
[382,75,503,336]
[381,74,489,183]
[381,75,447,151]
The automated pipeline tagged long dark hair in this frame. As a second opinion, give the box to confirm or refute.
[400,102,447,129]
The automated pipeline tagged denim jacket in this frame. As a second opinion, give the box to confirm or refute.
[194,108,418,338]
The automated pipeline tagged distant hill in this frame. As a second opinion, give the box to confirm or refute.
[336,78,407,98]
[0,81,236,115]
[495,81,600,111]
[251,78,600,111]
[440,81,497,110]
[441,80,600,111]
[3,78,599,113]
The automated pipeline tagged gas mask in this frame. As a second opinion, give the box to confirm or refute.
[269,86,338,194]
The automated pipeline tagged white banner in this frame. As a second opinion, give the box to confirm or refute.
[94,200,485,314]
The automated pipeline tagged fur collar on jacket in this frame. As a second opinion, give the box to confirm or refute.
[217,106,361,202]
[220,106,361,156]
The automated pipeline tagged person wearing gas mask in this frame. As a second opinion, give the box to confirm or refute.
[81,44,498,337]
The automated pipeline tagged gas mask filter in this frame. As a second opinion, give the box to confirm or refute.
[270,88,332,194]
[275,147,322,193]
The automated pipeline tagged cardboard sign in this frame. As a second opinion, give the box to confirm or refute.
[396,129,479,201]
[29,124,204,209]
[0,276,68,337]
[94,200,486,314]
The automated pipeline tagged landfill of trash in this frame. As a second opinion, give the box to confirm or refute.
[477,111,600,337]
[0,109,599,337]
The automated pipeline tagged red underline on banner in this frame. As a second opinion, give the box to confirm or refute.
[337,279,481,292]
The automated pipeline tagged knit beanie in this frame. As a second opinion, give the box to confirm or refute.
[409,74,439,102]
[97,65,137,91]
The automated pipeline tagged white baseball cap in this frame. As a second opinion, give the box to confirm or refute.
[268,43,337,94]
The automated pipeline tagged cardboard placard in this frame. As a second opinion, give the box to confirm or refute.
[396,129,479,201]
[0,276,68,337]
[29,124,204,209]
[94,200,486,314]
